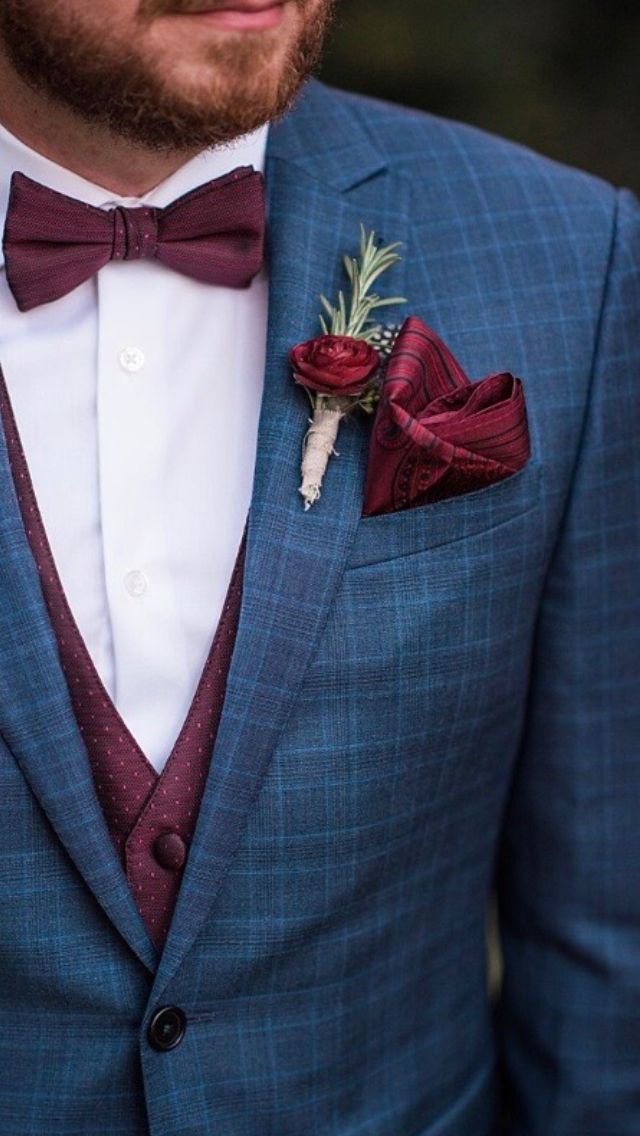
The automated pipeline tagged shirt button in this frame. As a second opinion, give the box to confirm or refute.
[124,569,148,597]
[119,346,145,373]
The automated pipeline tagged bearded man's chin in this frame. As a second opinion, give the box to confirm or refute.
[0,0,336,152]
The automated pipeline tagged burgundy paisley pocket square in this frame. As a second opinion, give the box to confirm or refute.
[363,316,531,517]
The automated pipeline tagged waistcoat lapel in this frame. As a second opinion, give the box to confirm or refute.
[152,80,410,997]
[0,410,157,973]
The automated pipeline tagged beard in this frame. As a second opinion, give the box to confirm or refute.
[0,0,336,152]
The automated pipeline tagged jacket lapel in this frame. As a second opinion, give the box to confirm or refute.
[0,425,157,972]
[0,79,408,989]
[153,81,410,996]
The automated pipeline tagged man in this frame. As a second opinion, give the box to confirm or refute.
[0,1,637,1133]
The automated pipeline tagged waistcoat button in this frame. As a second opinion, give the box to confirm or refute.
[153,831,187,870]
[148,1006,186,1051]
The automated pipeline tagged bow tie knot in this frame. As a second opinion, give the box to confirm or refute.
[3,166,266,312]
[112,205,159,262]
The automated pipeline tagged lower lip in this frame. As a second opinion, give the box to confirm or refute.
[183,3,287,30]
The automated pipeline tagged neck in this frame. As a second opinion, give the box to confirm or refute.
[0,54,197,197]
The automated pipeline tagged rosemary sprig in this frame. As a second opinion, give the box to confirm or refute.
[318,225,406,342]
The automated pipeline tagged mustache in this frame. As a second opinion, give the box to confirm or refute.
[139,0,305,15]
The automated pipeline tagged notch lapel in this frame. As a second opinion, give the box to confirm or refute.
[152,81,410,997]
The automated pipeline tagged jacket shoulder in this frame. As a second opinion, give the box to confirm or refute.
[310,81,623,216]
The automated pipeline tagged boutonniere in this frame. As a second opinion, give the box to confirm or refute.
[289,227,406,509]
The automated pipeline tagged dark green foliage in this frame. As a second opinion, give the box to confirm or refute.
[320,0,640,191]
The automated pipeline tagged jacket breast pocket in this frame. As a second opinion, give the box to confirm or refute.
[346,460,544,569]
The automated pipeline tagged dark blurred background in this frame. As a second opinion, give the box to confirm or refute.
[319,0,640,193]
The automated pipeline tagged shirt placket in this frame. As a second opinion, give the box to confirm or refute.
[96,257,190,768]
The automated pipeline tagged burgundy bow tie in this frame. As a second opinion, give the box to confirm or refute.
[2,167,266,312]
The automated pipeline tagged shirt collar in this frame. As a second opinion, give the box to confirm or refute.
[0,118,269,268]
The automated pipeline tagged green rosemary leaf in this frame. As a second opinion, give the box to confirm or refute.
[317,228,407,340]
[371,295,408,307]
[360,224,374,259]
[319,293,334,316]
[357,323,383,344]
[342,255,355,283]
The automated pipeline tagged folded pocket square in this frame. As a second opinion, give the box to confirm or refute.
[363,317,531,516]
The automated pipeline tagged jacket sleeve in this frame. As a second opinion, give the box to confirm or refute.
[496,187,640,1134]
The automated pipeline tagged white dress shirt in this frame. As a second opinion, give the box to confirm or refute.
[0,122,269,773]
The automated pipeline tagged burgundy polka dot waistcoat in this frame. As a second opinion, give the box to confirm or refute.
[0,373,245,951]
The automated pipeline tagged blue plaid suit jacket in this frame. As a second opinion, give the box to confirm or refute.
[0,79,638,1136]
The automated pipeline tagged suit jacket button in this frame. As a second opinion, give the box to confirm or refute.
[148,1006,187,1051]
[153,831,187,871]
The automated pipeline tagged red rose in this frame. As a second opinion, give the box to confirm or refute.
[290,334,380,397]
